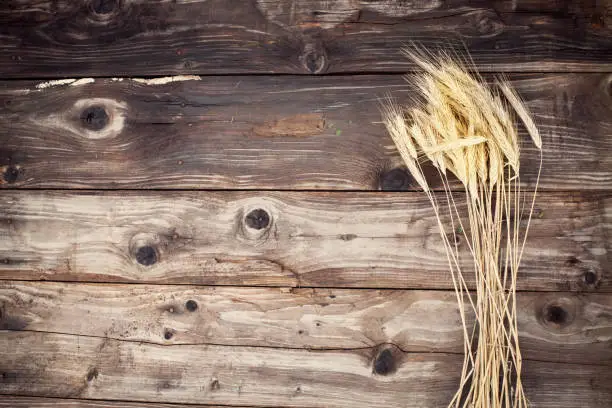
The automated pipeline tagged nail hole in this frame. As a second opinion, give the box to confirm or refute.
[245,209,270,230]
[135,246,157,266]
[86,367,99,382]
[379,168,412,191]
[373,348,396,375]
[185,299,198,312]
[298,329,304,335]
[81,105,109,131]
[3,165,20,184]
[164,329,174,340]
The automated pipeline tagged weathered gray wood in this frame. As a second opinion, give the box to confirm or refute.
[1,281,610,365]
[0,191,609,291]
[1,74,611,190]
[0,396,244,408]
[1,0,611,77]
[0,332,610,407]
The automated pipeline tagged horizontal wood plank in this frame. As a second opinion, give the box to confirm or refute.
[1,281,610,365]
[1,74,611,190]
[0,191,609,291]
[1,0,612,77]
[0,331,610,407]
[0,396,243,408]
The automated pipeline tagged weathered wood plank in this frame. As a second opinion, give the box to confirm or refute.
[0,191,609,291]
[1,281,610,365]
[0,396,244,408]
[0,331,610,408]
[1,0,611,77]
[1,74,611,190]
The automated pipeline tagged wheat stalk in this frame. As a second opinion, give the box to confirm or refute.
[381,47,543,408]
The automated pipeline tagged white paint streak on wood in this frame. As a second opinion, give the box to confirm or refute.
[131,75,202,85]
[35,79,76,89]
[70,78,95,86]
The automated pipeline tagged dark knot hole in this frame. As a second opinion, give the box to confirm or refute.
[2,166,20,184]
[185,300,198,312]
[245,209,270,230]
[583,269,598,286]
[373,348,396,375]
[380,168,412,191]
[81,105,109,131]
[136,246,157,266]
[545,305,568,325]
[91,0,117,14]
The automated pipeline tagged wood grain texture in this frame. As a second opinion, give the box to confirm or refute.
[0,191,609,291]
[1,281,610,365]
[0,396,243,408]
[1,331,611,408]
[1,74,611,190]
[1,0,612,77]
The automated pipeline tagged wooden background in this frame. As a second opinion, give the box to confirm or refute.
[1,1,611,407]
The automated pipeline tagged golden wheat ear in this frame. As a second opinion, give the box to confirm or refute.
[497,80,542,149]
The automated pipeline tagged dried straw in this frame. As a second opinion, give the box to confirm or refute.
[381,47,543,408]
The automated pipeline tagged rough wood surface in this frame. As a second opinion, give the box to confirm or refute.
[1,331,611,408]
[0,396,243,408]
[1,0,612,77]
[1,74,611,190]
[1,281,610,365]
[0,191,609,291]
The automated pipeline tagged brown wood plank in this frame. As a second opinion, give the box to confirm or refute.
[0,191,609,291]
[1,0,612,77]
[1,281,610,365]
[1,74,611,190]
[0,331,610,408]
[0,396,245,408]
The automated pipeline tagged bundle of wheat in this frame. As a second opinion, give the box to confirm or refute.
[381,47,542,408]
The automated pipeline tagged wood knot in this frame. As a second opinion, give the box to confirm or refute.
[135,245,157,266]
[300,43,327,74]
[2,165,20,184]
[245,209,271,230]
[460,10,505,38]
[581,267,601,289]
[91,0,118,15]
[86,367,99,382]
[185,299,198,312]
[545,305,567,325]
[81,105,109,131]
[72,98,127,140]
[379,168,412,191]
[373,346,398,376]
[538,298,576,330]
